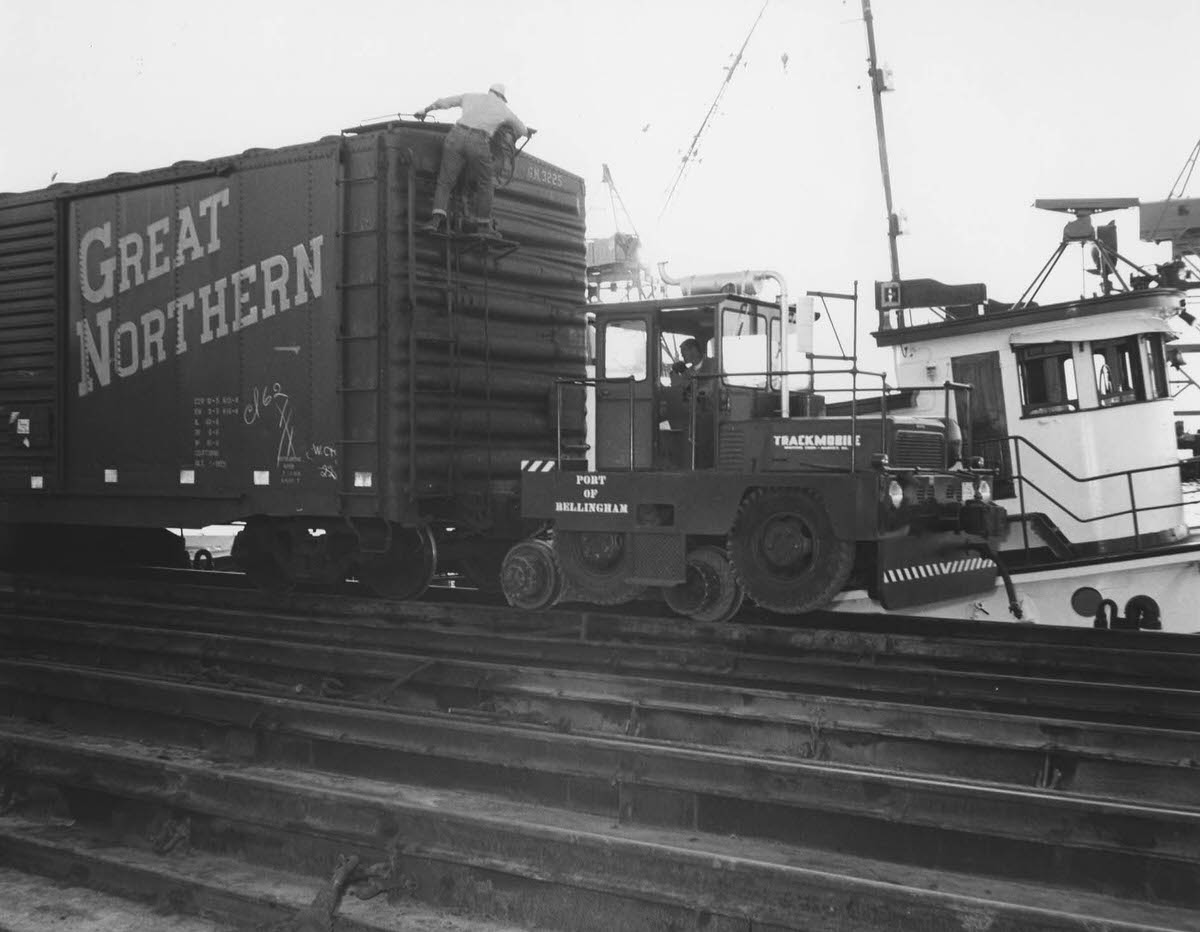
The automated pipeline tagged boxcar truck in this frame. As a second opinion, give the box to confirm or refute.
[0,121,588,594]
[501,271,1009,620]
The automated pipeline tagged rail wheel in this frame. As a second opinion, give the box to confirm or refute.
[357,524,437,600]
[664,545,745,623]
[555,530,644,605]
[500,539,562,610]
[728,488,854,614]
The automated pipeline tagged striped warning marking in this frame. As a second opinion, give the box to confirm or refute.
[521,459,556,472]
[883,556,993,584]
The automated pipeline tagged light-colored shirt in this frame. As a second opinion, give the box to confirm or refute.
[425,92,528,138]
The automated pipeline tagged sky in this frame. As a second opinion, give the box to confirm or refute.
[4,0,1200,376]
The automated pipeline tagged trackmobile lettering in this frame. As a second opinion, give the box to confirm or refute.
[74,186,324,397]
[774,434,862,451]
[555,501,630,514]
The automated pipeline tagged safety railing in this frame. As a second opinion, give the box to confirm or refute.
[554,375,637,470]
[989,432,1200,557]
[550,364,982,474]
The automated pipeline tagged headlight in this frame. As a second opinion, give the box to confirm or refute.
[978,479,992,503]
[887,480,904,509]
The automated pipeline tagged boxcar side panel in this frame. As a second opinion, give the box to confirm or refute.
[65,148,341,523]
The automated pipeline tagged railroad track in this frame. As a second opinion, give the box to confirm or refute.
[1,573,1199,930]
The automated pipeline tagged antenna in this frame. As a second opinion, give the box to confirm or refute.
[1011,199,1146,310]
[658,0,769,220]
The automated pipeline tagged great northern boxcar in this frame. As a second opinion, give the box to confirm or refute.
[0,121,588,594]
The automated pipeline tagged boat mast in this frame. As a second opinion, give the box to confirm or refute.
[861,1,902,294]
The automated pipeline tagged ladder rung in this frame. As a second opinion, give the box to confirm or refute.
[336,385,379,393]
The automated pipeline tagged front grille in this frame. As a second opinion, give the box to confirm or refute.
[892,429,946,469]
[911,476,964,505]
[718,425,745,469]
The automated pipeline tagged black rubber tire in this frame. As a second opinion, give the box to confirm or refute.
[357,525,437,600]
[500,539,563,610]
[664,545,744,623]
[728,488,855,614]
[555,530,645,606]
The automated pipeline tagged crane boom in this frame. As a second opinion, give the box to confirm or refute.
[659,0,769,220]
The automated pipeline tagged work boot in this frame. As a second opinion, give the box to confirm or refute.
[421,212,446,233]
[476,219,502,240]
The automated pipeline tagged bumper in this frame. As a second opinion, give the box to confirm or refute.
[876,532,998,610]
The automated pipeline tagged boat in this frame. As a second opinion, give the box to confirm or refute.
[826,198,1200,633]
[826,3,1200,633]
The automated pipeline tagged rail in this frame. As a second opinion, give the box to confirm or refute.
[981,432,1200,557]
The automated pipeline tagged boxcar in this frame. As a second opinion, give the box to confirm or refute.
[0,121,588,594]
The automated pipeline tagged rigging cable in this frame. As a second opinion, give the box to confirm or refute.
[659,0,769,220]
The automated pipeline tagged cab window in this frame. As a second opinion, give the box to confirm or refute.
[603,319,647,381]
[659,330,712,385]
[721,306,769,388]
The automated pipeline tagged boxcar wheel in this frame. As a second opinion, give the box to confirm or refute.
[555,530,644,606]
[232,521,296,594]
[358,525,437,600]
[728,488,854,614]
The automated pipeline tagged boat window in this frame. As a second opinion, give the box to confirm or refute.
[603,319,647,382]
[721,305,770,388]
[1016,343,1078,417]
[1144,334,1170,399]
[1092,336,1145,407]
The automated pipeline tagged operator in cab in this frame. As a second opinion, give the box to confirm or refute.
[669,338,717,386]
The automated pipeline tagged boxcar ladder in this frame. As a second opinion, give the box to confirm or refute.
[334,134,387,519]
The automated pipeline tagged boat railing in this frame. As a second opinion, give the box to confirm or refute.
[986,433,1200,556]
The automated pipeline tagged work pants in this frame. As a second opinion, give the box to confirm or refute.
[431,125,495,221]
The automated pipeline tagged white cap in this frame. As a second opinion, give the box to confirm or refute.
[489,83,507,101]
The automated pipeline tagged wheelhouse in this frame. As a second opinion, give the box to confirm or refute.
[877,287,1191,557]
